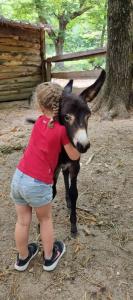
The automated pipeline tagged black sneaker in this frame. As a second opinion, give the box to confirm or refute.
[43,241,66,271]
[14,243,39,271]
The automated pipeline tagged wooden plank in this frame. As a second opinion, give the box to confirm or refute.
[0,32,40,43]
[0,81,40,91]
[0,75,41,86]
[0,45,40,54]
[0,37,40,49]
[0,65,41,73]
[0,19,46,32]
[46,47,106,63]
[0,93,32,102]
[0,26,40,40]
[51,69,101,79]
[0,60,41,67]
[0,52,41,62]
[0,87,34,96]
[0,70,41,79]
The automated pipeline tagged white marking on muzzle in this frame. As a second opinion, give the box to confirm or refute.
[73,129,89,147]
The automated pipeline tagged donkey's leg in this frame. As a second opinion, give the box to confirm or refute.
[69,177,78,236]
[53,165,61,199]
[62,169,71,209]
[69,162,80,237]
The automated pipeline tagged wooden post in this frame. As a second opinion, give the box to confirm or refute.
[40,28,47,82]
[46,61,52,81]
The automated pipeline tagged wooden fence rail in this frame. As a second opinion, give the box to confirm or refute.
[45,47,107,81]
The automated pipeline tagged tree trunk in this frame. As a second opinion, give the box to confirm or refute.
[54,42,65,69]
[55,40,64,56]
[54,17,67,69]
[54,38,64,69]
[94,0,132,118]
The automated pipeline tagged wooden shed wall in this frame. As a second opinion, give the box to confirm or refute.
[0,23,44,102]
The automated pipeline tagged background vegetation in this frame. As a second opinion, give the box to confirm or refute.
[0,0,107,70]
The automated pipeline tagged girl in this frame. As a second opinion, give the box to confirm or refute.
[11,82,80,272]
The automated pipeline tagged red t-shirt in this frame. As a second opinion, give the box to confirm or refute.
[17,115,70,184]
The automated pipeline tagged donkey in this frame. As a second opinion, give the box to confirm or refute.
[27,70,106,237]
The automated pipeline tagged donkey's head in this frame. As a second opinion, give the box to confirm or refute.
[60,70,106,153]
[26,70,105,153]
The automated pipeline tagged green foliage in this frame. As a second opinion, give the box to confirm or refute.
[0,0,107,70]
[65,1,107,53]
[0,0,37,21]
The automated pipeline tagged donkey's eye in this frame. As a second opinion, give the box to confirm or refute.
[64,114,71,122]
[64,114,75,125]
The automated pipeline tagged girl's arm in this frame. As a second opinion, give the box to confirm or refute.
[63,143,80,160]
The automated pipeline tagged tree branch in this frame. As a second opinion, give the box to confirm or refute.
[68,6,93,21]
[39,16,57,39]
[33,0,57,40]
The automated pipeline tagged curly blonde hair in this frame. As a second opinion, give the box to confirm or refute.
[33,82,63,127]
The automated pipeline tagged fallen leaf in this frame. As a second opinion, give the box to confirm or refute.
[10,127,18,132]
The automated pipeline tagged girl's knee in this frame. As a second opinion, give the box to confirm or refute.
[17,214,32,227]
[35,204,52,223]
[37,213,51,223]
[15,205,32,226]
[17,218,31,227]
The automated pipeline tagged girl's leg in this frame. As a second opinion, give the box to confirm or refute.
[35,203,54,259]
[15,204,32,259]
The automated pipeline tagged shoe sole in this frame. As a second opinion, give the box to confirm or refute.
[43,243,66,272]
[14,247,39,272]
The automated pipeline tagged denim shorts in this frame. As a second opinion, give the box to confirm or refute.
[10,169,53,207]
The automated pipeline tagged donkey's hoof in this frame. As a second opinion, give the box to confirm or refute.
[71,225,78,238]
[71,231,78,238]
[66,199,71,209]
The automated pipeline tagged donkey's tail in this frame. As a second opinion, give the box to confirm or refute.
[26,118,36,124]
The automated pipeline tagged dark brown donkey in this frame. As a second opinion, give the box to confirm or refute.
[27,70,106,237]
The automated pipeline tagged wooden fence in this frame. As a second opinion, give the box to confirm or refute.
[0,17,106,103]
[45,47,107,81]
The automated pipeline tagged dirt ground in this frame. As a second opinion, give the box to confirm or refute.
[0,103,133,300]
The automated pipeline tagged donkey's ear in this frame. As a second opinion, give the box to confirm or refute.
[80,70,106,102]
[63,79,73,94]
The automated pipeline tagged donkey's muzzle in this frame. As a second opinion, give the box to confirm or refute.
[77,142,90,153]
